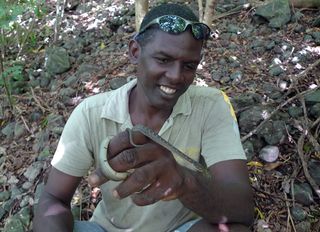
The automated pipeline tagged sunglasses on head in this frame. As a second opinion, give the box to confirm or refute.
[138,15,211,40]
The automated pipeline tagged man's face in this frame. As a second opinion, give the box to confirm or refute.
[130,29,203,111]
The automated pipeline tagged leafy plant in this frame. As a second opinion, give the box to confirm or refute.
[0,0,46,107]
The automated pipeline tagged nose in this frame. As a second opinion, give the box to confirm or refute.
[166,62,182,83]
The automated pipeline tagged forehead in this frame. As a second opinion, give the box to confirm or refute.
[142,30,203,61]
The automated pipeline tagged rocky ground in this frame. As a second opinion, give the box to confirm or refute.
[0,0,320,231]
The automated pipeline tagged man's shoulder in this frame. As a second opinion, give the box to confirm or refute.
[187,85,222,100]
[79,91,113,112]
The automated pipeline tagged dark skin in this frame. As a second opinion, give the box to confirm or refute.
[34,30,254,232]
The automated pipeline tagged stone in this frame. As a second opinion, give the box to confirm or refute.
[265,40,276,50]
[16,207,30,226]
[305,90,320,105]
[310,103,320,118]
[230,71,242,82]
[0,207,6,220]
[254,0,291,28]
[19,196,30,208]
[3,198,14,212]
[14,123,26,139]
[231,93,262,111]
[291,206,307,221]
[37,146,51,160]
[303,35,313,42]
[64,75,78,87]
[39,72,51,88]
[22,181,33,190]
[109,78,128,90]
[47,114,65,128]
[259,120,286,145]
[11,186,23,200]
[269,65,284,76]
[1,122,16,138]
[288,106,303,118]
[60,87,76,97]
[3,216,24,232]
[295,221,311,232]
[0,146,6,157]
[259,145,280,162]
[34,183,44,204]
[238,106,269,133]
[30,111,42,122]
[227,24,241,34]
[76,63,99,76]
[0,191,11,201]
[32,130,50,153]
[243,141,255,160]
[309,159,320,185]
[262,83,282,100]
[292,183,314,206]
[0,174,7,184]
[23,161,43,182]
[45,46,71,75]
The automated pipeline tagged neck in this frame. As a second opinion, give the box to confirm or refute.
[129,86,172,132]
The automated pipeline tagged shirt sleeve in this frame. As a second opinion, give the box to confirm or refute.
[201,91,246,167]
[51,101,94,177]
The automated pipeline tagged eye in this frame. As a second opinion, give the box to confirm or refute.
[155,57,169,64]
[184,63,198,71]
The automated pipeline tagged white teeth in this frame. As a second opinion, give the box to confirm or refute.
[160,86,176,95]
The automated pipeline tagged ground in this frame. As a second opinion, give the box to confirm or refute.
[0,0,319,231]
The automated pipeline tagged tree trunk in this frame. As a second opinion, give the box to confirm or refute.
[203,0,217,28]
[291,0,320,8]
[135,0,148,32]
[198,0,204,22]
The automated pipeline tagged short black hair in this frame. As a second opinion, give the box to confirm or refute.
[135,3,199,47]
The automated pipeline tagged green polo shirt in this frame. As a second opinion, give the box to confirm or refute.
[51,79,246,232]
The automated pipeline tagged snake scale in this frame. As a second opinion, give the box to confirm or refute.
[99,125,210,181]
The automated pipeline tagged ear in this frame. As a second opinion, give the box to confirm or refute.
[128,39,141,64]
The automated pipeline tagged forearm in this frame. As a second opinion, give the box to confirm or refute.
[179,167,254,226]
[33,192,74,232]
[189,219,251,232]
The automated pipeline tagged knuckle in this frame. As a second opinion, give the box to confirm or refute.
[119,149,137,166]
[132,169,148,185]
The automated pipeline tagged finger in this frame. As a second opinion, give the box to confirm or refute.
[113,162,160,199]
[131,181,175,205]
[108,129,149,159]
[87,168,110,187]
[109,143,162,172]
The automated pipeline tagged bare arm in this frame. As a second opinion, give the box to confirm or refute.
[33,167,82,232]
[179,159,254,228]
[90,130,253,230]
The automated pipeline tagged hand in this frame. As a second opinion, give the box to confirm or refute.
[92,128,188,205]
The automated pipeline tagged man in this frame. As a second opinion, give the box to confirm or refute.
[34,3,254,232]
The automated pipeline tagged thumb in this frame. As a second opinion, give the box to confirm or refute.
[88,168,109,187]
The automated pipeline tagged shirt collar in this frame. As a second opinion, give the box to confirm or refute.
[100,78,192,123]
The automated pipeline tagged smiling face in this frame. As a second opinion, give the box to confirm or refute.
[129,29,203,112]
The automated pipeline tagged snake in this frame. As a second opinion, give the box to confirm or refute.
[99,125,210,181]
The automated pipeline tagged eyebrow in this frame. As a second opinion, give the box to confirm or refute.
[154,51,200,63]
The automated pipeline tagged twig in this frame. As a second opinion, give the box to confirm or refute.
[241,86,320,142]
[30,87,48,113]
[285,58,320,97]
[297,131,320,198]
[284,191,297,232]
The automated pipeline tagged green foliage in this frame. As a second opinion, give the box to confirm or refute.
[0,60,24,106]
[0,1,24,29]
[0,0,46,107]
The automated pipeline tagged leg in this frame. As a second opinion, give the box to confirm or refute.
[73,220,107,232]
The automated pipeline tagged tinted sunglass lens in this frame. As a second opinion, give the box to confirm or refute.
[192,24,210,39]
[159,16,186,34]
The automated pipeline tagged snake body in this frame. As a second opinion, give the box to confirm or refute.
[99,125,209,181]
